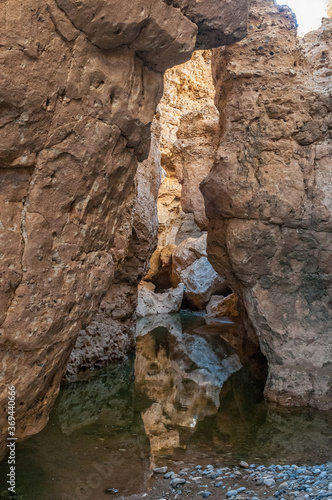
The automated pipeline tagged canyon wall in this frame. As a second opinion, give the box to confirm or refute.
[0,0,249,459]
[66,124,162,379]
[202,0,332,409]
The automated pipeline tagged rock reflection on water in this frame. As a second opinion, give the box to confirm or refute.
[1,313,332,499]
[135,313,242,461]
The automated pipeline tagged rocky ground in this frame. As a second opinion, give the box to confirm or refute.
[121,462,332,500]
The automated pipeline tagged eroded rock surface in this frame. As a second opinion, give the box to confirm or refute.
[137,282,184,317]
[0,0,248,459]
[171,235,229,309]
[66,125,162,378]
[201,0,332,409]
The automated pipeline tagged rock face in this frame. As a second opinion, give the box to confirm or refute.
[66,125,162,378]
[206,294,240,318]
[201,0,332,409]
[0,0,249,459]
[158,49,220,231]
[137,282,184,317]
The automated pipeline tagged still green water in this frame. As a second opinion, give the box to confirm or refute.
[1,313,332,499]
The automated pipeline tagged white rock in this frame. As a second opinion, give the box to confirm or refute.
[178,257,227,309]
[136,281,184,317]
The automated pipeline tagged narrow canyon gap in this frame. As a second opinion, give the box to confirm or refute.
[0,0,249,460]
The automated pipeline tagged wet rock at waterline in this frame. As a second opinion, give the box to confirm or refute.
[206,294,240,318]
[136,313,183,339]
[136,282,185,317]
[0,0,249,460]
[147,234,229,311]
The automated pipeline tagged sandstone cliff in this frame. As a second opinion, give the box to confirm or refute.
[0,0,249,460]
[201,0,332,409]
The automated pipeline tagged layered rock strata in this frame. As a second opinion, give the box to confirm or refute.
[201,0,332,409]
[0,0,248,459]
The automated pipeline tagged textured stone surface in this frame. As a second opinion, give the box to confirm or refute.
[171,235,228,309]
[206,294,240,318]
[137,281,184,317]
[66,124,162,378]
[159,50,219,230]
[201,1,332,409]
[164,0,249,50]
[0,0,249,459]
[145,51,221,302]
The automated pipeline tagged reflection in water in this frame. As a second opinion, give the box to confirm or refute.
[0,313,332,500]
[135,314,242,463]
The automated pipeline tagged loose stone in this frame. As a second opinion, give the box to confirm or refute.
[154,467,168,474]
[170,478,186,488]
[226,490,238,498]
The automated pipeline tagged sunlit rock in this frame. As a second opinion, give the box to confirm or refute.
[136,282,184,317]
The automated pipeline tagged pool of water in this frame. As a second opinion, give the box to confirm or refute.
[1,313,332,499]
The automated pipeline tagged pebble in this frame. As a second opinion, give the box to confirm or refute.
[264,478,276,487]
[154,467,168,474]
[157,459,332,500]
[170,477,186,488]
[278,481,289,490]
[226,490,238,498]
[163,472,174,479]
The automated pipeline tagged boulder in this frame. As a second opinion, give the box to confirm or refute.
[171,234,208,283]
[169,234,228,309]
[179,256,228,310]
[136,282,184,317]
[206,294,240,318]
